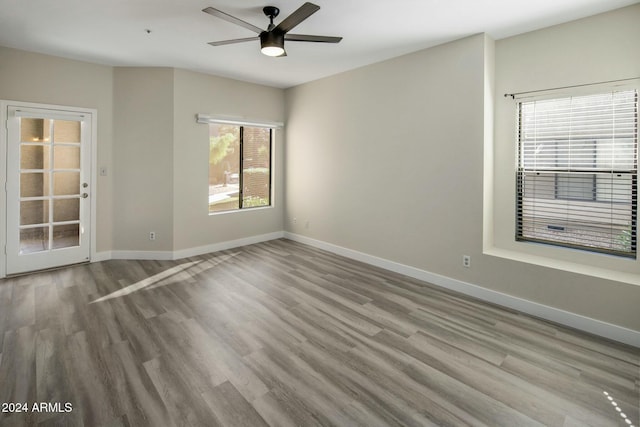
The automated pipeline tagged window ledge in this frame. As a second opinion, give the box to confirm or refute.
[483,245,640,286]
[208,205,274,217]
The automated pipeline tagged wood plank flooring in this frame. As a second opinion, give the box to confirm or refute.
[0,238,638,426]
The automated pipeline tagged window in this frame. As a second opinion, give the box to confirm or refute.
[208,123,272,213]
[516,89,638,257]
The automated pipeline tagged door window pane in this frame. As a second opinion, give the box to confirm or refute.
[53,120,81,143]
[53,145,80,169]
[20,118,50,142]
[20,173,49,197]
[20,200,49,225]
[52,224,80,249]
[53,171,80,195]
[20,226,49,254]
[53,198,80,222]
[21,145,49,169]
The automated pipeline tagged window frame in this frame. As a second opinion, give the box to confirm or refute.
[198,114,281,215]
[238,125,273,211]
[514,88,639,258]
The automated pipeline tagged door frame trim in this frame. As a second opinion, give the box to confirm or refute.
[0,100,98,278]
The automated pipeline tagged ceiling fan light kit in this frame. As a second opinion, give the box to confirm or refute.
[260,31,285,57]
[203,2,342,57]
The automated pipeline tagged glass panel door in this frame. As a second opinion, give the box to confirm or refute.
[6,106,91,274]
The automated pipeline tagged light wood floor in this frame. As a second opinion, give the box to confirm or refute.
[0,239,638,427]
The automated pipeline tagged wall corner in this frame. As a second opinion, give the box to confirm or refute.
[482,34,496,253]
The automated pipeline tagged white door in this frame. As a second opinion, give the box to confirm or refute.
[5,106,92,275]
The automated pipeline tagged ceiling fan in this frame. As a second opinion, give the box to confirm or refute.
[202,2,342,57]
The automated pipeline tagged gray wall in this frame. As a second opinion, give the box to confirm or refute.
[172,69,285,251]
[0,46,114,253]
[0,50,285,256]
[113,67,175,251]
[111,67,286,252]
[285,4,640,331]
[285,33,486,274]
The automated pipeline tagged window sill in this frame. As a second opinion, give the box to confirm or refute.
[208,205,274,217]
[483,244,640,286]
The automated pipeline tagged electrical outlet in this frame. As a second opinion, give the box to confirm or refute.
[149,231,156,241]
[293,217,297,224]
[463,255,471,268]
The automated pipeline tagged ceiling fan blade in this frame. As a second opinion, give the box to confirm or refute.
[208,36,259,46]
[274,2,320,34]
[285,34,342,43]
[202,7,263,34]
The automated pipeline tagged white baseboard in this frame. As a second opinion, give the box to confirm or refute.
[109,250,174,261]
[104,231,285,261]
[171,231,284,260]
[284,232,640,348]
[93,251,112,262]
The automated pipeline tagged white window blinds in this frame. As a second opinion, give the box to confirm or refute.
[516,89,638,257]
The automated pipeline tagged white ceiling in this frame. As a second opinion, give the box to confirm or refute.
[0,0,637,88]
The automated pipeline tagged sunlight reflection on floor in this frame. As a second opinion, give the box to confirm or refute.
[90,252,239,304]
